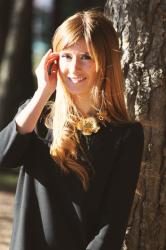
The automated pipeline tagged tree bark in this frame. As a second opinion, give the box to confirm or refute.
[0,0,35,129]
[105,0,166,249]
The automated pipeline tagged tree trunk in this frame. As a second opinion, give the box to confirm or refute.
[0,0,35,129]
[0,0,13,61]
[105,1,166,250]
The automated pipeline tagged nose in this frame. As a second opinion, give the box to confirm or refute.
[70,56,81,73]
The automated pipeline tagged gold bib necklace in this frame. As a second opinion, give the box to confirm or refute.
[75,110,108,136]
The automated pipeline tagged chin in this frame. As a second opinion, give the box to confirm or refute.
[68,89,90,96]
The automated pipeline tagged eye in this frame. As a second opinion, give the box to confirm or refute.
[81,54,92,60]
[61,53,72,60]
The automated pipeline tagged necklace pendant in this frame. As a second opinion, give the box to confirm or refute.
[76,116,100,136]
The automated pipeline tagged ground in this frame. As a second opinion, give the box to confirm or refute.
[0,191,15,250]
[0,169,18,250]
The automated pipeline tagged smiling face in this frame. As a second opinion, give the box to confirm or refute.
[58,39,97,97]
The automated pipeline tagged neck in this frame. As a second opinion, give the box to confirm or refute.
[74,94,94,117]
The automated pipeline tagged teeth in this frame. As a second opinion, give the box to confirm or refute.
[69,77,85,83]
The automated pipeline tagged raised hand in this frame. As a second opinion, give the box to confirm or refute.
[35,49,59,96]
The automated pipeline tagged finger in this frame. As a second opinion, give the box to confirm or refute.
[51,62,58,72]
[45,53,59,67]
[47,61,59,76]
[46,55,59,74]
[47,53,59,63]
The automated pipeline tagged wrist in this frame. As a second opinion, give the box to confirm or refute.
[35,87,54,100]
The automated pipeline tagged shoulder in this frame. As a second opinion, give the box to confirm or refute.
[108,121,144,144]
[122,122,144,140]
[109,121,143,133]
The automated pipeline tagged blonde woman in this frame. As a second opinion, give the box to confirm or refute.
[0,9,144,250]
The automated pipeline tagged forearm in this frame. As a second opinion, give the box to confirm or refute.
[15,88,52,134]
[15,48,58,135]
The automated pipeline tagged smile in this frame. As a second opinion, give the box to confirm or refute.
[68,76,86,83]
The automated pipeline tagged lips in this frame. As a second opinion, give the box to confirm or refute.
[68,76,86,83]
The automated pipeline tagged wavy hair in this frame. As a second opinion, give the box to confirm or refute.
[45,9,130,190]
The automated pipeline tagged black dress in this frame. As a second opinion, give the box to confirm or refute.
[0,101,144,250]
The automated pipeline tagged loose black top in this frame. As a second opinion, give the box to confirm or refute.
[0,101,144,250]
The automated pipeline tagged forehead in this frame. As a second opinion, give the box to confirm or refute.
[61,39,89,53]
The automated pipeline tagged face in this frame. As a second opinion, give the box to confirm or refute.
[58,39,97,97]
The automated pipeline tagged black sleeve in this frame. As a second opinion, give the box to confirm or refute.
[86,123,144,250]
[0,100,35,169]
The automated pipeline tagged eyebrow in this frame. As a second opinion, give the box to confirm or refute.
[60,51,90,55]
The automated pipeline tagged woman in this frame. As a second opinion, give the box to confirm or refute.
[0,9,144,250]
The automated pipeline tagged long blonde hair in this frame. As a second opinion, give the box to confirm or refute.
[46,9,130,190]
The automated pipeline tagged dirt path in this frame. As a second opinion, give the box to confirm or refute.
[0,191,14,250]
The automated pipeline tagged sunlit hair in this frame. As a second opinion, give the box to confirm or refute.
[45,9,130,190]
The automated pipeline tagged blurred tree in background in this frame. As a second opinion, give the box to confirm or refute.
[0,0,35,130]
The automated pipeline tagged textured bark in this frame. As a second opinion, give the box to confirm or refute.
[105,0,166,250]
[0,0,35,129]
